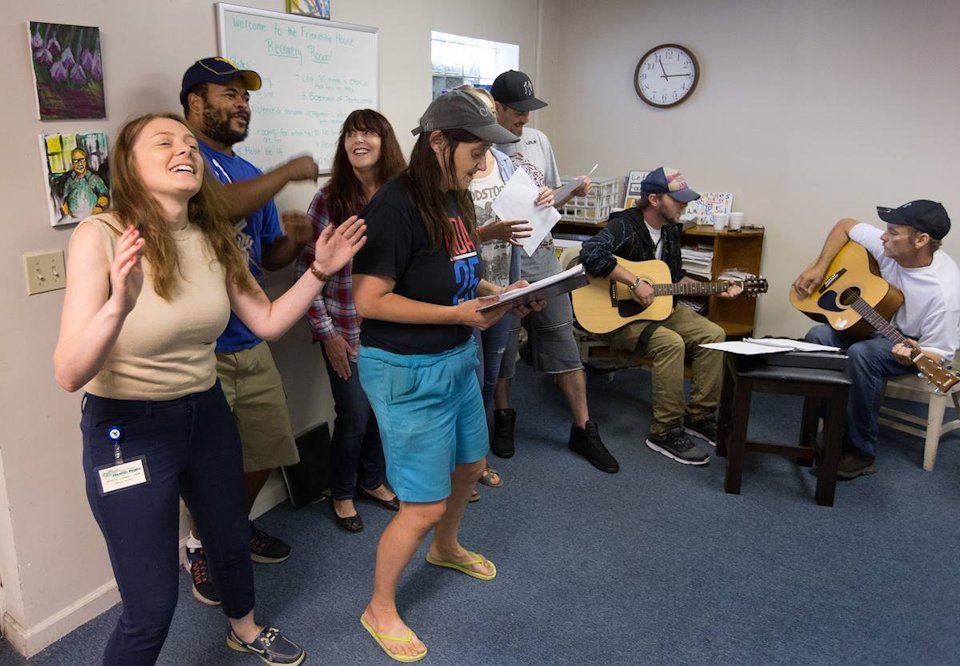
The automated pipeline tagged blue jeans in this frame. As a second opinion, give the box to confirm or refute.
[322,353,386,500]
[81,382,254,665]
[805,325,912,457]
[475,313,517,408]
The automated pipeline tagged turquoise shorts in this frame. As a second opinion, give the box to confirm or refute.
[358,339,488,503]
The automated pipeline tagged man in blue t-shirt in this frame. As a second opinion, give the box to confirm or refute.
[179,57,320,607]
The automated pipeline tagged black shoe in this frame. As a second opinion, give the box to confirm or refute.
[646,427,710,466]
[184,546,221,606]
[684,417,718,447]
[249,523,291,563]
[226,626,305,666]
[837,452,877,479]
[491,408,517,458]
[331,500,364,533]
[358,486,400,511]
[568,420,619,473]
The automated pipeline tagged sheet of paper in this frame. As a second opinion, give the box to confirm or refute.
[743,338,842,352]
[491,167,561,257]
[700,341,792,355]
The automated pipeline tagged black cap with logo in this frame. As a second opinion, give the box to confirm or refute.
[876,200,951,240]
[490,70,547,112]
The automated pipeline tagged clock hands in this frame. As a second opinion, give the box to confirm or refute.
[658,56,692,80]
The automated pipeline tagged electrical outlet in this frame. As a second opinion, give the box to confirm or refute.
[23,250,66,295]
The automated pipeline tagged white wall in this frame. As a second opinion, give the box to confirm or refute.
[0,0,542,656]
[538,0,960,336]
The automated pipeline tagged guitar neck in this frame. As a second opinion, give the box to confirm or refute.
[651,281,732,297]
[849,297,918,358]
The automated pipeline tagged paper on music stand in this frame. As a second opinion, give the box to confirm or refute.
[491,167,561,257]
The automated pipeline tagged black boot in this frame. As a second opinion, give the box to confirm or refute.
[569,420,619,473]
[490,408,517,458]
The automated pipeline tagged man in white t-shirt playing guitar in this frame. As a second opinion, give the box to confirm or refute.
[793,200,960,479]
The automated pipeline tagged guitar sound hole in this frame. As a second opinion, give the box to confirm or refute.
[839,287,861,307]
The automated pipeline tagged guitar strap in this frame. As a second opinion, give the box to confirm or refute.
[632,321,665,356]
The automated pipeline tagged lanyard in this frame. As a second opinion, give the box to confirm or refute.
[108,425,124,464]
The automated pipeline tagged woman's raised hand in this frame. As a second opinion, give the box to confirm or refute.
[313,215,367,276]
[110,226,145,315]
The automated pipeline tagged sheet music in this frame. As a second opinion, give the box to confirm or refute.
[701,338,842,355]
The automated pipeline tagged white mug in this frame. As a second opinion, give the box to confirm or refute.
[712,213,728,231]
[729,212,745,231]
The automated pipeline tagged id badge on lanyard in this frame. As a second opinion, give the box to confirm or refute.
[95,425,151,495]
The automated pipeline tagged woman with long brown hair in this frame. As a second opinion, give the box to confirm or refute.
[351,90,541,662]
[296,109,406,532]
[53,112,365,665]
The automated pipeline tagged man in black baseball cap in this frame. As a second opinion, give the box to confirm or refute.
[876,199,950,241]
[485,69,619,475]
[794,199,960,480]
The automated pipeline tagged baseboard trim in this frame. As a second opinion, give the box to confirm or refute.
[2,579,120,658]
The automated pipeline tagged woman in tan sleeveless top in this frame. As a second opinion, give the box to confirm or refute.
[53,113,365,666]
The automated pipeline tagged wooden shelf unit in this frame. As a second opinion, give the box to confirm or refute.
[681,226,764,338]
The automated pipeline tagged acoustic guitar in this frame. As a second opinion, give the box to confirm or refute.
[571,257,768,335]
[790,241,958,393]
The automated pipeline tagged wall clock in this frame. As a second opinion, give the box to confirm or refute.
[634,44,700,108]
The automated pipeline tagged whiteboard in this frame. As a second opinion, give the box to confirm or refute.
[217,3,378,173]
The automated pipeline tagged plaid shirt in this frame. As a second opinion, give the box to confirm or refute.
[295,188,361,347]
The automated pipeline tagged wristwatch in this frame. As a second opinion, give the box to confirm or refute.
[630,276,644,292]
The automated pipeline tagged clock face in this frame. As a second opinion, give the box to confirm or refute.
[634,44,699,108]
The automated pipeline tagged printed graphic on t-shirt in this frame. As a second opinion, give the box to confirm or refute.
[449,214,480,305]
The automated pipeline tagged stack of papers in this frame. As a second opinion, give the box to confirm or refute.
[681,245,714,278]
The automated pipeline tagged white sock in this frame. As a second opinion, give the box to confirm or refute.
[187,533,203,550]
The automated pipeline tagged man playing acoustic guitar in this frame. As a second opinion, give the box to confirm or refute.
[580,168,742,466]
[793,200,960,479]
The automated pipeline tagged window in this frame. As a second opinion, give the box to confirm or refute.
[431,31,519,99]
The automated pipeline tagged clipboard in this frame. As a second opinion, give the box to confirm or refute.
[477,264,589,312]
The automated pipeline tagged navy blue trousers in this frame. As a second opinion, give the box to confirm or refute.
[322,354,387,500]
[81,382,254,665]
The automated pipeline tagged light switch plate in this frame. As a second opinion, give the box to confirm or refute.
[23,250,66,295]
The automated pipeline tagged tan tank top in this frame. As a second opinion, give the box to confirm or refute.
[82,214,231,400]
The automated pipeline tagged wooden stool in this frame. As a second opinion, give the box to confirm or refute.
[717,356,851,507]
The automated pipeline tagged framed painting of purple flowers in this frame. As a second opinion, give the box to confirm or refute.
[29,22,105,120]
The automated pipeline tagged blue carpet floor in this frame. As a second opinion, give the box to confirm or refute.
[3,363,959,665]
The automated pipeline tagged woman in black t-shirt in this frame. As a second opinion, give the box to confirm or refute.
[351,90,539,662]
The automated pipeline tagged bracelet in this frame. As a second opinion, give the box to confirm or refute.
[309,263,331,283]
[630,276,644,292]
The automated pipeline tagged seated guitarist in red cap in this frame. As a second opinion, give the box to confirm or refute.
[793,200,960,479]
[580,167,742,468]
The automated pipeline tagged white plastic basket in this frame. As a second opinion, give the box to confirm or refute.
[558,176,621,223]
